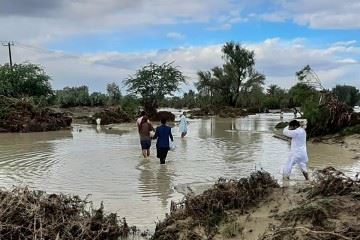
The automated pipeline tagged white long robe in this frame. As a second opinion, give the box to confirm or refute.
[179,115,188,133]
[282,126,309,177]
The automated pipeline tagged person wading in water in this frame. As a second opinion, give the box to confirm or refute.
[138,116,154,158]
[153,118,174,164]
[282,120,309,180]
[179,112,189,138]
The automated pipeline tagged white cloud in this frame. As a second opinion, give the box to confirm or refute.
[271,0,360,29]
[0,0,235,44]
[166,32,185,40]
[336,58,358,64]
[1,38,358,92]
[206,23,232,31]
[258,12,287,22]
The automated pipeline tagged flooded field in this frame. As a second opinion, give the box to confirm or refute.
[0,112,359,230]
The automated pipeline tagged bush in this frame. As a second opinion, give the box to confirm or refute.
[0,63,53,98]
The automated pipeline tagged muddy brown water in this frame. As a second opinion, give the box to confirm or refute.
[0,111,359,230]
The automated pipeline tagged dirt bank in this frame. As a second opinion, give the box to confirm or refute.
[152,167,360,240]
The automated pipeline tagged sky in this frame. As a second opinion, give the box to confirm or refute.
[0,0,359,94]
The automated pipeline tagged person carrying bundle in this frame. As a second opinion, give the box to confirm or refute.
[282,120,309,180]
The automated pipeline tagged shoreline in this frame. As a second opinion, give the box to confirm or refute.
[152,167,360,240]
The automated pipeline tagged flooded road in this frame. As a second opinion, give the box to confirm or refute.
[0,112,359,229]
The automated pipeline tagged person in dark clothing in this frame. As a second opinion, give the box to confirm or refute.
[153,118,174,164]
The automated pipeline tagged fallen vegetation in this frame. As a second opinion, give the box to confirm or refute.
[152,171,279,240]
[188,106,247,119]
[218,107,247,118]
[152,168,360,240]
[150,111,176,122]
[305,95,360,137]
[0,187,137,240]
[0,96,72,133]
[261,167,360,240]
[90,107,132,125]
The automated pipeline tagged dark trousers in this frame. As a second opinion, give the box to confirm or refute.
[157,147,169,164]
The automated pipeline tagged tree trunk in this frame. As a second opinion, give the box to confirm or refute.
[143,100,158,118]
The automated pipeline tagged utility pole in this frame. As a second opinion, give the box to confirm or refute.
[2,42,14,68]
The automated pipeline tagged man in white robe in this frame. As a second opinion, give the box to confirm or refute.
[283,120,309,180]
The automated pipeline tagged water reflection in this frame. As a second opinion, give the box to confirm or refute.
[137,159,174,207]
[0,130,73,185]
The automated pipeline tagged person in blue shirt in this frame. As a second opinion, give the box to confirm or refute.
[153,118,174,164]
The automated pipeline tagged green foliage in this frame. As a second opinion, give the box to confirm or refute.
[332,85,360,107]
[126,62,186,115]
[106,82,122,105]
[263,85,288,109]
[0,63,52,98]
[161,90,198,109]
[90,92,108,106]
[55,86,91,107]
[302,100,328,135]
[196,42,265,108]
[288,83,319,107]
[340,124,360,136]
[121,94,140,117]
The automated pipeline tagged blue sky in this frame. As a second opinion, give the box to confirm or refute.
[0,0,359,93]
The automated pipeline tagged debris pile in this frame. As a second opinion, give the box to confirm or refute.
[150,111,175,122]
[0,96,71,133]
[218,107,247,118]
[261,167,360,240]
[90,107,132,125]
[306,95,360,137]
[0,187,134,240]
[152,171,279,240]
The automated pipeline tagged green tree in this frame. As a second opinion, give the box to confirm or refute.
[222,42,265,106]
[288,83,319,108]
[90,92,108,106]
[0,63,52,98]
[183,90,196,108]
[106,82,122,105]
[195,42,265,107]
[125,62,186,116]
[264,84,288,109]
[121,94,140,117]
[332,85,360,106]
[55,86,91,107]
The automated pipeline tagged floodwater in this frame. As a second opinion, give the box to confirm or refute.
[0,112,359,230]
